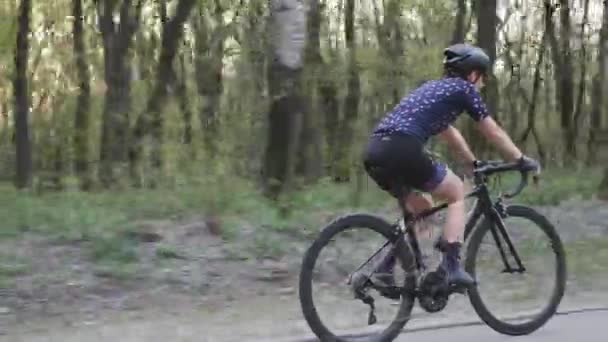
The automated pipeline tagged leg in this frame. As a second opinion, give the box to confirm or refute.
[403,191,435,239]
[426,166,475,287]
[403,191,434,215]
[373,188,435,283]
[430,168,465,243]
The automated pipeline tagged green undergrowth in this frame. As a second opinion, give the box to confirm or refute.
[0,166,602,282]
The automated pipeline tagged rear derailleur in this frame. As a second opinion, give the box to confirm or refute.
[348,272,402,325]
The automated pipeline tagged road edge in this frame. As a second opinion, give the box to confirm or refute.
[287,306,608,342]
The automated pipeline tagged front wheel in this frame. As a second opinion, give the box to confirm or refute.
[465,205,567,336]
[299,213,417,341]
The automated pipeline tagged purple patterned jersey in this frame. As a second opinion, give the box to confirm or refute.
[372,77,490,143]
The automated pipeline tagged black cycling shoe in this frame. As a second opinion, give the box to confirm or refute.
[435,240,476,288]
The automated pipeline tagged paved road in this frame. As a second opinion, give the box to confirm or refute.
[4,307,607,342]
[395,309,608,342]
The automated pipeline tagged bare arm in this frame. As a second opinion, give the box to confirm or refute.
[475,116,523,161]
[438,125,477,165]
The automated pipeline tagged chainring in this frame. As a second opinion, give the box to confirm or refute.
[417,270,449,313]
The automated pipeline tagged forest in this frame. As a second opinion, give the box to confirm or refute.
[0,0,606,198]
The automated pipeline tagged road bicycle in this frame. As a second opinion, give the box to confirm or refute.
[299,159,567,341]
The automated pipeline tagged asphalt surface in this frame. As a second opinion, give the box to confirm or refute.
[394,309,608,342]
[4,308,608,342]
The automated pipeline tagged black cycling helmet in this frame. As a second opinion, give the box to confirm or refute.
[443,43,491,77]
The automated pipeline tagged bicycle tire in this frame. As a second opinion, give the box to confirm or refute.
[299,213,417,341]
[464,205,567,336]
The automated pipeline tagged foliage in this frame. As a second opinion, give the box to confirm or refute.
[0,166,601,267]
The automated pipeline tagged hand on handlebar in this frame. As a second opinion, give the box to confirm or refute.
[470,156,541,198]
[517,155,541,173]
[518,155,541,186]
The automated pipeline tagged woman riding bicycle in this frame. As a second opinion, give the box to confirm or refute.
[361,43,540,289]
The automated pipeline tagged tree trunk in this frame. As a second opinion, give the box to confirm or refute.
[599,167,608,200]
[128,0,196,187]
[558,0,575,158]
[321,74,340,176]
[372,0,403,107]
[73,0,92,191]
[470,0,498,158]
[243,0,267,105]
[387,0,404,106]
[98,0,143,188]
[50,139,65,191]
[297,0,323,182]
[333,0,360,182]
[193,0,226,160]
[451,0,467,44]
[546,2,561,101]
[520,23,547,163]
[503,41,521,136]
[544,51,553,133]
[13,0,32,189]
[295,101,321,182]
[589,0,607,166]
[178,52,193,146]
[235,0,267,178]
[573,0,590,144]
[545,0,562,162]
[320,3,340,178]
[262,0,307,199]
[509,9,527,135]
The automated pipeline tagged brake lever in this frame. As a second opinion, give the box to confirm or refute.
[503,171,528,199]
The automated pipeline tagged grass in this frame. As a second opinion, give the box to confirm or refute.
[155,244,185,260]
[89,235,139,263]
[92,261,140,280]
[0,166,602,284]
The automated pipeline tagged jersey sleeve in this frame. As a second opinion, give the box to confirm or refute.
[462,84,490,122]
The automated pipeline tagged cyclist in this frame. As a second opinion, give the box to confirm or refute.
[360,43,540,289]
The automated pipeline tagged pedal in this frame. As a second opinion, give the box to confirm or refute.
[449,284,468,295]
[374,285,402,300]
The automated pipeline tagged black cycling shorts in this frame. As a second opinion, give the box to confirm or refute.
[363,133,447,199]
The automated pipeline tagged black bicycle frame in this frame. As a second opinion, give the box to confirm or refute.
[398,180,526,274]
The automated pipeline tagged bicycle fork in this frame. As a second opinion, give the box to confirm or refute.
[488,206,526,274]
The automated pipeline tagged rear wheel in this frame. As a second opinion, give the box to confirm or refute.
[465,205,566,335]
[299,213,417,341]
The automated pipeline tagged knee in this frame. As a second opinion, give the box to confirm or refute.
[406,192,434,213]
[432,172,464,204]
[446,182,465,204]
